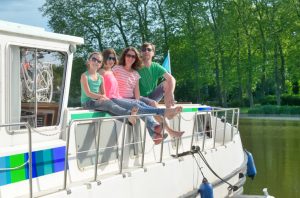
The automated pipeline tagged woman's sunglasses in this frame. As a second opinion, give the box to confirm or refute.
[107,56,116,61]
[91,57,102,64]
[126,54,136,59]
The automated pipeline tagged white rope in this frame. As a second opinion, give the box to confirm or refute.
[0,160,29,171]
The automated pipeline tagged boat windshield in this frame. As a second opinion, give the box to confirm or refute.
[9,46,67,128]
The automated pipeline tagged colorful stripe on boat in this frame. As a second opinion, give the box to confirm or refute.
[70,106,212,121]
[182,106,212,112]
[0,146,65,186]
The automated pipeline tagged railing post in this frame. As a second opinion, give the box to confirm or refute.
[94,120,102,181]
[222,110,227,146]
[202,112,208,151]
[119,118,127,174]
[27,124,33,198]
[175,114,182,158]
[231,109,235,140]
[236,109,240,133]
[190,113,197,150]
[159,116,165,163]
[63,121,73,190]
[213,111,218,149]
[141,117,147,168]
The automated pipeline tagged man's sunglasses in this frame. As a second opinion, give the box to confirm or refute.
[142,47,153,52]
[107,56,116,61]
[91,57,102,64]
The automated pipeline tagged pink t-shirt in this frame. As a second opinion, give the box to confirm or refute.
[112,65,140,99]
[102,71,121,99]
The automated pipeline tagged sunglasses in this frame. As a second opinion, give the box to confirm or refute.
[126,54,136,59]
[142,47,152,52]
[91,57,102,64]
[107,56,116,61]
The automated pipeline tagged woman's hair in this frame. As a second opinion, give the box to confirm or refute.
[86,52,102,68]
[119,47,141,70]
[102,48,118,65]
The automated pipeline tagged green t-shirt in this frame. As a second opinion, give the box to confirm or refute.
[138,62,167,96]
[81,71,102,104]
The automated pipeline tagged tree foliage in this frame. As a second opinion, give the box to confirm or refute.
[41,0,300,107]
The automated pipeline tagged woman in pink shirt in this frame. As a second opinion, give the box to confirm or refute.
[100,48,184,144]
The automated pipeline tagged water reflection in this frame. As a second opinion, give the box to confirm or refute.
[239,118,300,197]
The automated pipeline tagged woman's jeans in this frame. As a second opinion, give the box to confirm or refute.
[83,99,161,138]
[82,99,131,116]
[111,98,164,137]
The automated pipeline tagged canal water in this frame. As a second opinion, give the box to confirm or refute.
[239,118,300,198]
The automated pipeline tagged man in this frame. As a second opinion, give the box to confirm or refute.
[138,42,176,108]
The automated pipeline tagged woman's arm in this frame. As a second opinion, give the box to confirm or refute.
[99,76,109,100]
[134,79,140,100]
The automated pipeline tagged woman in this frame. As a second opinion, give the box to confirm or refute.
[80,52,138,125]
[105,48,184,139]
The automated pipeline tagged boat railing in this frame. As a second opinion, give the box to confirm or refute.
[63,107,239,190]
[188,107,240,153]
[63,113,164,190]
[0,122,33,198]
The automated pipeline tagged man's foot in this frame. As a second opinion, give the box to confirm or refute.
[164,106,182,120]
[168,129,185,138]
[128,106,139,125]
[152,132,168,145]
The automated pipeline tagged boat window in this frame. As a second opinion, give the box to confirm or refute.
[9,46,66,128]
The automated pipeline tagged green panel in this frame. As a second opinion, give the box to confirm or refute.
[71,112,111,120]
[42,149,53,175]
[10,154,26,183]
[182,108,198,112]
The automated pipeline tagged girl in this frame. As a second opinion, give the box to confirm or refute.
[100,48,184,143]
[80,52,137,125]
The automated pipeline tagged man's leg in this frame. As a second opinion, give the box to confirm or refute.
[147,82,174,108]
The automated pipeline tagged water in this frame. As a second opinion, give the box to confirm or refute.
[239,118,300,197]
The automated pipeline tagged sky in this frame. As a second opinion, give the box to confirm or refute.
[0,0,49,30]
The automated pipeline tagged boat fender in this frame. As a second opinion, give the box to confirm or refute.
[198,178,214,198]
[245,150,257,180]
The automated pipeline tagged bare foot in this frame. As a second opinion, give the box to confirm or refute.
[164,106,182,120]
[152,132,168,145]
[168,128,185,138]
[128,106,138,125]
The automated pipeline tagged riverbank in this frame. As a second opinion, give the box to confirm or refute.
[240,114,300,120]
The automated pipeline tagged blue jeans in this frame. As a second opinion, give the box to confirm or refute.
[82,99,131,116]
[111,98,162,137]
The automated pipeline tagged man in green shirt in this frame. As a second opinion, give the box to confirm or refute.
[138,42,176,108]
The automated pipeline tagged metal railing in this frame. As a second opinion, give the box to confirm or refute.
[0,107,239,196]
[63,114,165,190]
[62,107,239,190]
[0,122,33,198]
[189,107,240,151]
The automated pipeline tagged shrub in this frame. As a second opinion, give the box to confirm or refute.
[247,105,300,115]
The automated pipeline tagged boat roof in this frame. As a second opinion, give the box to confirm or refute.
[0,20,84,45]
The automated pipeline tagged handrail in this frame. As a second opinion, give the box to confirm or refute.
[0,122,33,198]
[62,107,239,191]
[63,113,164,190]
[188,108,240,152]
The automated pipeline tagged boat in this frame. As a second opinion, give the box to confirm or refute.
[0,20,248,198]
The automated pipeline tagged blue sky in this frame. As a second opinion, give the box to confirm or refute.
[0,0,49,30]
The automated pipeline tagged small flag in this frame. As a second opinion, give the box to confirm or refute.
[162,50,171,73]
